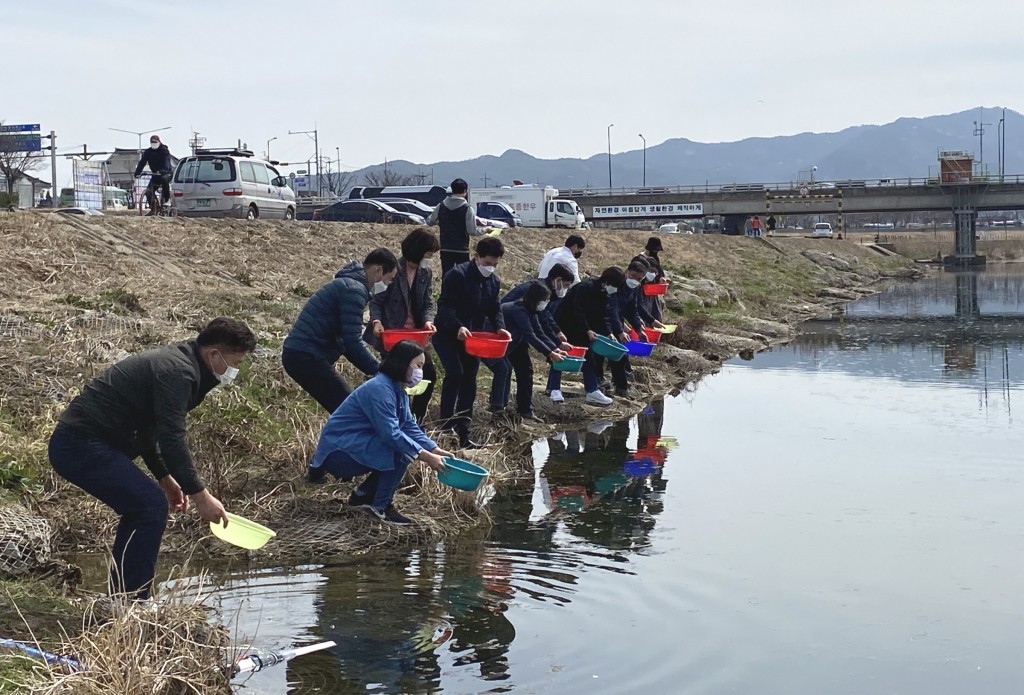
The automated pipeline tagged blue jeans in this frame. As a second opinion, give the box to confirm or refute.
[316,450,411,511]
[546,366,562,393]
[48,423,168,599]
[484,356,511,410]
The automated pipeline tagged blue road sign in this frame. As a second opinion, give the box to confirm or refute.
[0,124,41,133]
[0,135,42,152]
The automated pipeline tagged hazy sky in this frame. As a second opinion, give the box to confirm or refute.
[6,0,1023,187]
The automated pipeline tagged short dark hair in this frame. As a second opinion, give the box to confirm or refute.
[522,280,552,312]
[627,260,649,274]
[476,236,504,258]
[364,247,398,273]
[379,339,425,382]
[450,178,468,195]
[632,255,652,269]
[565,234,586,250]
[599,267,627,289]
[400,228,440,264]
[545,262,575,283]
[197,317,257,353]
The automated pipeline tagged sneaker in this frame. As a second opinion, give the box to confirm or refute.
[347,489,372,507]
[585,390,613,406]
[364,504,413,526]
[305,465,326,484]
[549,389,565,403]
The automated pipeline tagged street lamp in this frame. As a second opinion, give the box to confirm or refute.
[638,133,646,187]
[266,136,277,160]
[109,125,171,153]
[607,123,614,189]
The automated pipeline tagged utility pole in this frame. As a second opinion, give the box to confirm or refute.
[999,108,1006,182]
[607,123,614,189]
[973,108,992,172]
[482,171,489,187]
[43,131,57,201]
[189,131,206,154]
[289,127,320,196]
[638,133,646,187]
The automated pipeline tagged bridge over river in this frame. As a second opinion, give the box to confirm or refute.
[568,176,1024,266]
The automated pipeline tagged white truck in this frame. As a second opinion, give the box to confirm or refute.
[472,185,586,229]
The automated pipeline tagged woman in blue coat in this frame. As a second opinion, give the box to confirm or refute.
[306,340,453,525]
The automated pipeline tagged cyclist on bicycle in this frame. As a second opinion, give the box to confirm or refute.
[134,135,174,216]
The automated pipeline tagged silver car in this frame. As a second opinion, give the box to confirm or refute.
[171,148,296,220]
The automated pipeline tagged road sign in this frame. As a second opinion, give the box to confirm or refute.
[0,124,40,133]
[0,135,42,152]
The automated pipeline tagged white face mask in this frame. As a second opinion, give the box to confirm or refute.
[536,300,550,312]
[372,280,390,295]
[150,142,160,149]
[214,353,239,386]
[605,285,618,296]
[556,287,568,298]
[645,271,656,282]
[419,256,433,267]
[477,263,497,277]
[626,278,641,289]
[407,367,424,387]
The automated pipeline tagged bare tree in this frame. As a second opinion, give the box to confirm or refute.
[363,168,415,187]
[0,121,45,194]
[325,170,358,197]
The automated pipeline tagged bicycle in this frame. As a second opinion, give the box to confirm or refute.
[136,171,175,217]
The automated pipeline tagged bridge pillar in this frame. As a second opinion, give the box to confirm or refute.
[721,213,747,236]
[954,272,980,323]
[943,208,986,266]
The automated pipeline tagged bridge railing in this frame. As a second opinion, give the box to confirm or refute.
[559,174,1024,198]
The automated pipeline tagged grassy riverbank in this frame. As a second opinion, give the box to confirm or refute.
[0,212,921,691]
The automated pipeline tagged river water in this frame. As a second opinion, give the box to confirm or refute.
[199,267,1023,693]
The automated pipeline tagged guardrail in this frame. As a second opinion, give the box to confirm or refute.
[559,174,1024,198]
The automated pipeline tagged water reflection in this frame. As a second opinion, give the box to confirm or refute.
[751,268,1022,418]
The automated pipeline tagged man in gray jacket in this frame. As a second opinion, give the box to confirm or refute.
[48,317,257,599]
[428,178,482,275]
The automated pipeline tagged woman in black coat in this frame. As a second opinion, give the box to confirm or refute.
[367,228,441,422]
[555,267,626,406]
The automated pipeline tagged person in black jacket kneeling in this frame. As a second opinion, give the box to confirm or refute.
[433,236,511,448]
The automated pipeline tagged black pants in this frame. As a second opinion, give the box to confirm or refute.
[432,332,480,428]
[506,343,535,414]
[440,250,470,277]
[145,173,171,207]
[282,347,352,414]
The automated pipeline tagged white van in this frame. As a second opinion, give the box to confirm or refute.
[171,148,296,220]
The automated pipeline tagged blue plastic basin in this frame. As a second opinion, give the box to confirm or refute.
[623,456,658,477]
[437,457,489,492]
[591,335,628,361]
[552,356,585,372]
[625,340,655,357]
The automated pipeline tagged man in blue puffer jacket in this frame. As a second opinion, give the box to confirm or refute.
[283,248,398,415]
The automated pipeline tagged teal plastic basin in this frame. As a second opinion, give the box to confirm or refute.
[437,457,489,491]
[552,356,585,372]
[591,335,628,361]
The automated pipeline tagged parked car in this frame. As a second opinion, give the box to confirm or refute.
[370,197,435,219]
[658,222,691,234]
[312,199,425,224]
[811,222,834,238]
[476,201,522,227]
[56,207,104,216]
[171,148,296,220]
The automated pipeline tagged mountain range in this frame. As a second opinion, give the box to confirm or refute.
[344,107,1023,190]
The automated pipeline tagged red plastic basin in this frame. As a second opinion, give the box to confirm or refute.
[643,282,668,296]
[566,345,588,358]
[382,329,433,351]
[628,328,662,344]
[465,332,511,358]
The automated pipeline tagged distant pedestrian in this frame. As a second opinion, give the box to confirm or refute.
[634,237,666,322]
[428,178,482,275]
[751,215,762,237]
[766,214,777,234]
